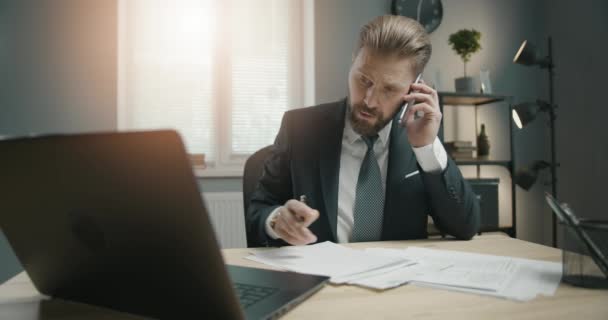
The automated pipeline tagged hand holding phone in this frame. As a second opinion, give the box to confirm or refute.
[398,73,423,125]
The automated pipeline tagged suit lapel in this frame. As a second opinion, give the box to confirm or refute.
[319,99,346,242]
[382,115,418,239]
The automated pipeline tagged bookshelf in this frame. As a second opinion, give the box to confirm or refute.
[438,92,516,237]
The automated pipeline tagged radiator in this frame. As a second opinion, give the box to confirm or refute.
[202,192,247,249]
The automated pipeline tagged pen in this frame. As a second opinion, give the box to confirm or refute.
[398,73,423,125]
[296,195,308,223]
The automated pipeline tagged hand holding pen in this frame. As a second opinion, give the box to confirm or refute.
[271,195,319,246]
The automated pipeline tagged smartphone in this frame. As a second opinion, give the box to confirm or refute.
[398,73,423,125]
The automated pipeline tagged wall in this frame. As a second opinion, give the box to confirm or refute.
[0,0,118,282]
[542,0,608,245]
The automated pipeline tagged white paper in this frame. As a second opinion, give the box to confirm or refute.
[246,243,562,301]
[402,247,520,292]
[347,247,561,300]
[246,242,412,283]
[347,248,452,290]
[402,247,562,301]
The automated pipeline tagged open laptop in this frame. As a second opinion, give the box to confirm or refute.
[0,130,328,319]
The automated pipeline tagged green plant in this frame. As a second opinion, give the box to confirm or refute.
[448,29,482,77]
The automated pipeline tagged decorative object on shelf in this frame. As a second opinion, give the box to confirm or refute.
[512,37,558,246]
[476,124,490,157]
[448,29,481,93]
[479,69,492,94]
[445,140,476,159]
[391,0,443,34]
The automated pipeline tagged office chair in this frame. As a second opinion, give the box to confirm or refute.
[242,145,273,247]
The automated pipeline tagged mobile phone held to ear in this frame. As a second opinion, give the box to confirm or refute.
[398,73,423,125]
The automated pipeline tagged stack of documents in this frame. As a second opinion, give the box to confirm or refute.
[359,247,562,301]
[247,243,562,301]
[246,242,415,283]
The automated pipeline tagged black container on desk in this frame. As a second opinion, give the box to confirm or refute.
[560,220,608,288]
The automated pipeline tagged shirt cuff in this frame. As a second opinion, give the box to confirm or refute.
[265,207,282,240]
[412,137,448,173]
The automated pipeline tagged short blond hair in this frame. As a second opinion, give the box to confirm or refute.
[356,15,432,74]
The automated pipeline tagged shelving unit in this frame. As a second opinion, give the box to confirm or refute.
[438,92,516,237]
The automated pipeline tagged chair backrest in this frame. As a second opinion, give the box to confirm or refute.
[242,145,273,247]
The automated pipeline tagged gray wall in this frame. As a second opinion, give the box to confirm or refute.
[542,0,608,244]
[0,0,118,282]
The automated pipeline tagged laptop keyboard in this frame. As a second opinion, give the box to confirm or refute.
[233,282,279,308]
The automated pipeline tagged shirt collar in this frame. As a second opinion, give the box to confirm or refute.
[343,106,392,148]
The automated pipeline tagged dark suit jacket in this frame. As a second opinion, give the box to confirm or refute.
[246,99,480,247]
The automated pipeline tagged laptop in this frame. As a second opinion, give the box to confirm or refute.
[0,130,328,319]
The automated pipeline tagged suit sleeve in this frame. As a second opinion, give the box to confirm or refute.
[246,112,293,247]
[419,158,480,240]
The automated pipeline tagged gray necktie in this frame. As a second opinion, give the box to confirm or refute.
[351,135,385,242]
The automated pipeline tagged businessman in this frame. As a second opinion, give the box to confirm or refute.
[247,15,480,247]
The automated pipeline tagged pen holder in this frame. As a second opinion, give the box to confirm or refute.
[560,219,608,288]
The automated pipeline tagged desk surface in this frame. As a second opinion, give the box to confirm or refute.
[1,234,607,319]
[224,234,608,320]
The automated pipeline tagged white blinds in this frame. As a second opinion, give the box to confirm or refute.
[230,0,290,156]
[118,0,302,165]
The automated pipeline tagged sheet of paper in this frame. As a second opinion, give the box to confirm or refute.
[400,247,520,292]
[403,247,562,301]
[246,241,412,283]
[346,248,451,290]
[351,247,562,299]
[246,244,562,300]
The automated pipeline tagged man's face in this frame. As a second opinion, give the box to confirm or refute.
[348,47,417,136]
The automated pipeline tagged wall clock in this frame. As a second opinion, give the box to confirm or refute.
[391,0,443,34]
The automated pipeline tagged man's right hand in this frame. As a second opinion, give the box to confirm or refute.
[272,199,319,245]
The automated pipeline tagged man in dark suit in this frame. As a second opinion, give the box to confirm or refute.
[247,15,480,247]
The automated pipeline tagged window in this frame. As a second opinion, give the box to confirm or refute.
[118,0,313,176]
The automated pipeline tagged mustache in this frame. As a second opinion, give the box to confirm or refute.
[353,103,378,116]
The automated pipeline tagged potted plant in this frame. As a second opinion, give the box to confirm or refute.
[448,29,481,92]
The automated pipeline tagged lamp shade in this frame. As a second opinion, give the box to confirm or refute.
[512,102,539,129]
[513,40,538,66]
[515,160,551,190]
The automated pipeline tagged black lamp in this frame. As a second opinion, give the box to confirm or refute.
[512,100,553,129]
[512,38,559,246]
[513,40,552,68]
[515,160,551,190]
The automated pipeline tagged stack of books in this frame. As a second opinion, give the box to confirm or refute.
[445,141,477,159]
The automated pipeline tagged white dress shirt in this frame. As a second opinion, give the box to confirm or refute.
[265,111,448,242]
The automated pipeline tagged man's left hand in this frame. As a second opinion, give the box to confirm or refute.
[401,80,442,147]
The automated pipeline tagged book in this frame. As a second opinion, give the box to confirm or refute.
[449,150,475,159]
[445,140,473,148]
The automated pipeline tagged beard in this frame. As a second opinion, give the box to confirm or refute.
[348,99,396,137]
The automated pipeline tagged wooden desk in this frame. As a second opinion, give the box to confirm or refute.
[1,234,607,319]
[223,234,608,320]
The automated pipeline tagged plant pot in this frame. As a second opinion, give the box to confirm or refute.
[455,76,474,93]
